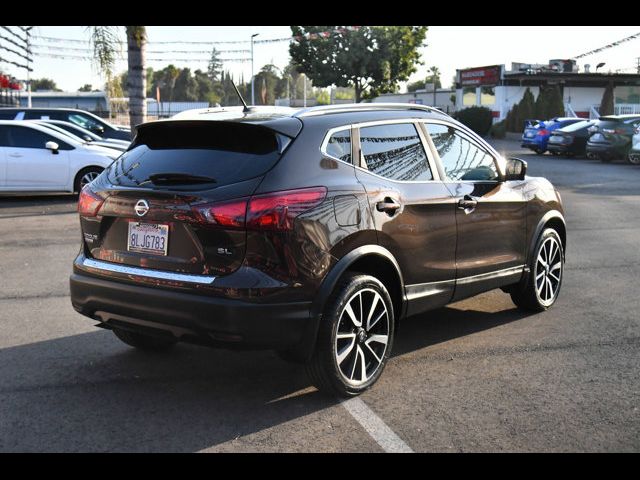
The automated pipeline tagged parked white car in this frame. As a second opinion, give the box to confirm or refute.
[0,120,120,193]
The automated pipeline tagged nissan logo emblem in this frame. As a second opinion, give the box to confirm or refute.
[134,199,150,217]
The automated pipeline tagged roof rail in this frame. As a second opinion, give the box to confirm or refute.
[293,102,449,118]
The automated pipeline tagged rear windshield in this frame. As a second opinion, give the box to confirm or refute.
[105,122,286,190]
[560,120,594,132]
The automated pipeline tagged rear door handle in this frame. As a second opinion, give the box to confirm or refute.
[376,197,401,216]
[457,195,478,212]
[8,153,23,158]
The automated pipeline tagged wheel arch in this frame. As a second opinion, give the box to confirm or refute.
[296,245,406,362]
[73,165,105,193]
[528,210,566,264]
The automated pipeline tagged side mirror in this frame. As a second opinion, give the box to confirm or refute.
[45,141,59,154]
[84,135,93,142]
[505,157,527,181]
[95,126,105,134]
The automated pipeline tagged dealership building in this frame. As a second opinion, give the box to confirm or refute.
[454,61,640,121]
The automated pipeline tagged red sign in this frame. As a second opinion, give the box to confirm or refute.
[460,66,500,86]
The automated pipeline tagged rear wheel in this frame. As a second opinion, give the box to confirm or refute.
[74,166,103,193]
[113,328,177,351]
[628,152,640,165]
[510,228,564,312]
[306,273,394,397]
[534,148,546,155]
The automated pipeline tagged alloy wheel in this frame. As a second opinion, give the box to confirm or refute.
[534,236,563,307]
[80,170,101,189]
[628,153,640,165]
[334,288,389,386]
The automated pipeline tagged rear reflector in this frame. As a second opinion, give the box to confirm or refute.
[191,186,327,231]
[78,187,104,217]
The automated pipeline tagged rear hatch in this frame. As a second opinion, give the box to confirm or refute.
[79,120,296,277]
[522,119,543,140]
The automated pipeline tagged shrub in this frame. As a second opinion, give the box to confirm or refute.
[455,106,494,136]
[490,120,506,139]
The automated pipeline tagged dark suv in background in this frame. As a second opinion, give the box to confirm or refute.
[0,107,131,140]
[70,104,566,396]
[586,114,640,162]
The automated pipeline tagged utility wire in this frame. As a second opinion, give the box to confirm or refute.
[0,55,32,71]
[0,42,32,62]
[0,26,28,47]
[32,43,249,54]
[0,33,31,55]
[573,31,640,59]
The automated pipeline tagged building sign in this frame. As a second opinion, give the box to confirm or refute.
[460,65,501,86]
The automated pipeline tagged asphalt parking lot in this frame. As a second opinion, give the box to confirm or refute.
[0,140,638,452]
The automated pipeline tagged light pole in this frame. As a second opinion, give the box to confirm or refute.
[251,33,259,105]
[25,27,33,108]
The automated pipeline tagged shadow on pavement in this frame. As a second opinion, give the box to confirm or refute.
[0,301,532,452]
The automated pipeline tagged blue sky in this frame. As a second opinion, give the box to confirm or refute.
[3,26,639,92]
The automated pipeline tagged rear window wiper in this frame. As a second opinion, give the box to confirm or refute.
[144,173,217,185]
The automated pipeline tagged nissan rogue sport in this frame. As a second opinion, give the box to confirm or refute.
[70,103,566,397]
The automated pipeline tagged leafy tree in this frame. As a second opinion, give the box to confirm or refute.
[519,87,535,121]
[315,89,330,105]
[599,81,614,116]
[253,64,284,105]
[78,84,93,92]
[407,80,425,92]
[455,106,493,136]
[173,67,198,101]
[426,66,441,89]
[30,78,61,91]
[208,48,222,82]
[289,26,427,102]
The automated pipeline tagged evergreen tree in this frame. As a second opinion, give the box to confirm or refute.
[208,48,222,82]
[599,81,614,116]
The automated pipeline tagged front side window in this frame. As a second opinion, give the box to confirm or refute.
[324,129,351,163]
[425,123,499,181]
[359,123,432,181]
[8,126,56,149]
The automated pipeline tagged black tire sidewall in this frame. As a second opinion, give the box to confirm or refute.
[74,167,103,193]
[531,228,564,309]
[314,274,395,396]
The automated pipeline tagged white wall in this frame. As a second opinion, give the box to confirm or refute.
[563,87,603,115]
[372,90,455,113]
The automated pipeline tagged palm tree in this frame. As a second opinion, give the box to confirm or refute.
[89,26,147,130]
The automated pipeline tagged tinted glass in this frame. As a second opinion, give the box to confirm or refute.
[0,126,10,146]
[426,123,499,181]
[106,122,284,189]
[360,123,432,181]
[0,111,17,120]
[324,130,351,163]
[67,113,105,132]
[7,125,59,149]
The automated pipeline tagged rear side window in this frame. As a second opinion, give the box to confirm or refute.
[0,111,18,120]
[561,120,594,132]
[359,123,432,181]
[106,122,287,189]
[6,125,72,150]
[323,129,351,163]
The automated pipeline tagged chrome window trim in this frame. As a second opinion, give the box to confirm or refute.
[81,257,216,285]
[320,125,353,164]
[353,118,443,184]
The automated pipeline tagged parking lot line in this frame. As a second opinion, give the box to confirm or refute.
[341,397,413,453]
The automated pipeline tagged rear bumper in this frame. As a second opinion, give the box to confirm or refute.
[547,143,577,154]
[70,270,314,350]
[586,142,628,157]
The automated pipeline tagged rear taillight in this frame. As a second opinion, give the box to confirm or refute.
[78,187,104,217]
[247,187,327,231]
[191,186,327,231]
[603,128,626,135]
[537,129,549,136]
[193,198,248,228]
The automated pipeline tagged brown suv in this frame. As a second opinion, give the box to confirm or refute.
[70,103,566,397]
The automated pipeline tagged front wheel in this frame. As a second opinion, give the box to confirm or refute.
[510,228,564,312]
[306,273,395,397]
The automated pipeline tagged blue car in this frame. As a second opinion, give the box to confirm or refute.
[521,117,583,154]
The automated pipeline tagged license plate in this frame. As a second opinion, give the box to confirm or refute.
[549,135,563,143]
[525,131,535,138]
[127,222,169,256]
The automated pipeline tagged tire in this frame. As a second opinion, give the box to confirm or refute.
[628,152,640,165]
[74,166,104,193]
[306,273,395,397]
[550,150,560,156]
[113,328,177,351]
[510,228,564,312]
[534,148,546,155]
